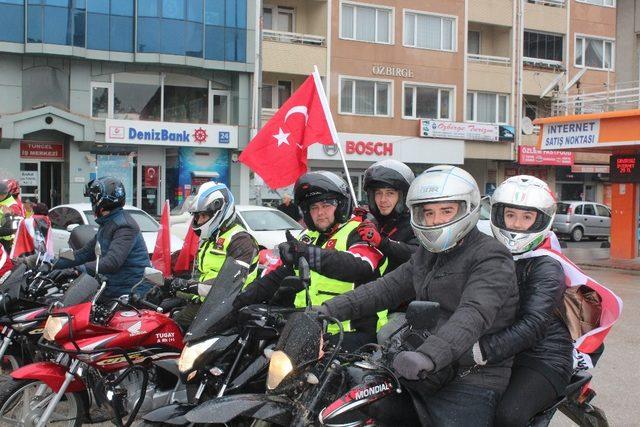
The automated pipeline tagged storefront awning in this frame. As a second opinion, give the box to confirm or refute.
[0,106,96,142]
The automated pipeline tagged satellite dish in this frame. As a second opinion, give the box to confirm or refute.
[522,117,534,135]
[540,71,566,98]
[564,68,587,92]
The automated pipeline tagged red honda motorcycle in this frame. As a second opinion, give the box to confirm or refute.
[0,268,184,427]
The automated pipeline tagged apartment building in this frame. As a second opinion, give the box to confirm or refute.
[259,0,616,204]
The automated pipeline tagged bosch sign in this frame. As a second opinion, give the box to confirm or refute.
[345,140,393,156]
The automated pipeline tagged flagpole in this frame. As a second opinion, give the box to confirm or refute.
[312,65,359,207]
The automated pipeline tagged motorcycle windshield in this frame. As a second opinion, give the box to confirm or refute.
[185,257,248,343]
[0,263,28,301]
[61,274,101,306]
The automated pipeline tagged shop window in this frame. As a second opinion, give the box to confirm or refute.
[575,36,613,70]
[0,1,24,43]
[403,84,452,120]
[164,82,208,124]
[404,11,455,51]
[341,2,392,44]
[339,77,391,117]
[467,91,509,124]
[114,73,161,121]
[524,31,563,63]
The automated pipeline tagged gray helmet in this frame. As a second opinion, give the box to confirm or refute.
[406,165,480,253]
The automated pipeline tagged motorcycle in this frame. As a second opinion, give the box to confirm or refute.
[0,242,185,427]
[185,299,609,427]
[142,258,306,426]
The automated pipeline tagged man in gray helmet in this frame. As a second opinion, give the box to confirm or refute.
[321,165,518,426]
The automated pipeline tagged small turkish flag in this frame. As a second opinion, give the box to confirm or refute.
[240,72,336,189]
[151,200,172,277]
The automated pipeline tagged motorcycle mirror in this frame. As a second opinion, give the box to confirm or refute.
[59,248,75,261]
[406,301,440,331]
[143,267,164,287]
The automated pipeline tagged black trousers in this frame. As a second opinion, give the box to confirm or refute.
[495,366,561,427]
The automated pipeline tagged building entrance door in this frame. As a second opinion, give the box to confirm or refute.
[19,161,62,208]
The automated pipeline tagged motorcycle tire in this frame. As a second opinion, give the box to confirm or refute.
[0,378,87,427]
[558,400,609,427]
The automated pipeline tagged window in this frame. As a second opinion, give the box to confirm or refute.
[340,77,391,116]
[467,92,509,124]
[262,84,274,109]
[524,31,563,62]
[575,35,613,70]
[404,11,455,51]
[574,204,583,214]
[577,0,615,6]
[340,2,392,44]
[278,81,292,107]
[164,79,208,124]
[263,5,294,32]
[91,82,113,119]
[113,73,162,121]
[583,204,596,216]
[0,0,24,43]
[403,84,452,120]
[596,205,611,217]
[204,0,247,62]
[211,90,230,124]
[467,30,480,55]
[27,0,86,46]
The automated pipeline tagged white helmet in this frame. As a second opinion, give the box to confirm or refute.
[188,182,236,240]
[406,165,481,253]
[490,175,556,254]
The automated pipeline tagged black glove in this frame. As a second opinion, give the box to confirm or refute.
[48,268,80,283]
[170,278,198,294]
[278,240,309,266]
[392,351,435,380]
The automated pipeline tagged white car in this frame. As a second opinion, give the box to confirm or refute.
[170,205,304,250]
[49,203,184,255]
[477,197,493,236]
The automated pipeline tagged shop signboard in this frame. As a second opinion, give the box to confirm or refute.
[105,119,238,149]
[610,154,640,183]
[419,120,515,142]
[518,146,573,166]
[540,120,600,150]
[20,141,64,160]
[571,165,610,174]
[20,170,38,186]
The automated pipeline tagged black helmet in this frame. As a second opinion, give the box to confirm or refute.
[363,159,415,217]
[294,171,352,231]
[84,176,126,216]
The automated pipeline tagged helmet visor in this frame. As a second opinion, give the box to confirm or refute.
[411,200,467,229]
[491,203,551,233]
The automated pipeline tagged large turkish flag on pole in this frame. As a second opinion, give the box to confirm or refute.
[240,71,337,189]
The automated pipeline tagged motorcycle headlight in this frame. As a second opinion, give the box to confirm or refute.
[178,337,218,373]
[43,316,68,341]
[267,350,294,390]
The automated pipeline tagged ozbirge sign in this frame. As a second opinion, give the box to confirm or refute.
[540,120,600,150]
[105,119,238,149]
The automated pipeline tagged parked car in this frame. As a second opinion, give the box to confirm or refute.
[553,201,611,242]
[49,203,184,255]
[170,205,304,250]
[477,197,493,236]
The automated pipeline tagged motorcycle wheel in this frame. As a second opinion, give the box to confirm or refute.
[0,378,86,426]
[558,400,609,427]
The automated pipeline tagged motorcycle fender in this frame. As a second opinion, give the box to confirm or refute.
[227,354,269,392]
[185,393,292,425]
[11,362,86,393]
[143,403,195,425]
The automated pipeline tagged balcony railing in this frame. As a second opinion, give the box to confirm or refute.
[467,53,511,66]
[551,81,640,116]
[527,0,565,7]
[263,29,326,46]
[523,57,564,70]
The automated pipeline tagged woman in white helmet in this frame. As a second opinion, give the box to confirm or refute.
[469,175,573,426]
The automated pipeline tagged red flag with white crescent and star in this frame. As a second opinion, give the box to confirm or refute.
[240,73,336,189]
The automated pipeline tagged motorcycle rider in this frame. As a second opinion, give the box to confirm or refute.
[235,171,383,348]
[0,180,22,252]
[466,175,573,426]
[359,159,418,342]
[48,176,151,300]
[171,181,260,330]
[321,165,518,426]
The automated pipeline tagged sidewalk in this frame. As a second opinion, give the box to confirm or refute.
[563,247,640,273]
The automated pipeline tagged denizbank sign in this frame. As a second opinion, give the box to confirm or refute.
[540,119,600,150]
[105,119,238,149]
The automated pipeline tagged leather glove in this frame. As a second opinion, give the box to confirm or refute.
[309,305,330,317]
[170,278,198,294]
[392,351,435,380]
[278,240,309,266]
[48,268,80,283]
[357,220,383,247]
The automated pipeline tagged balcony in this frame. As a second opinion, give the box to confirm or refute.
[523,68,564,96]
[262,30,327,75]
[468,0,513,27]
[467,55,512,93]
[551,81,640,116]
[524,0,567,33]
[467,54,511,66]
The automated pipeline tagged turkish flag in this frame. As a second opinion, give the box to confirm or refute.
[151,200,172,276]
[174,226,200,274]
[240,73,336,189]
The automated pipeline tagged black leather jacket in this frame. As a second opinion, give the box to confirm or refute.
[376,212,418,274]
[479,255,574,394]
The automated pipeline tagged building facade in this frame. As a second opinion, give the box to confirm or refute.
[0,0,257,215]
[258,0,616,204]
